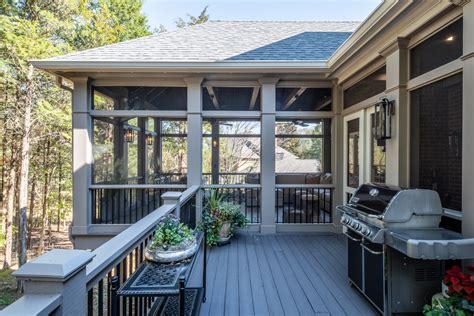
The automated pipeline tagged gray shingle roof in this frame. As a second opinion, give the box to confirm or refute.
[46,21,359,63]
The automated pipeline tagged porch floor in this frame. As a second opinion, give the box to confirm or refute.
[198,233,378,316]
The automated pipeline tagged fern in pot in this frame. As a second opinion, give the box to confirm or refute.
[200,190,248,246]
[145,215,198,263]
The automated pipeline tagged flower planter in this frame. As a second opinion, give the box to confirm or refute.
[145,234,199,263]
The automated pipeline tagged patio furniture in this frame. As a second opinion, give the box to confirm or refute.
[115,232,206,316]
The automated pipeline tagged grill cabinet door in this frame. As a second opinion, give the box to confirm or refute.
[347,232,363,289]
[363,242,384,312]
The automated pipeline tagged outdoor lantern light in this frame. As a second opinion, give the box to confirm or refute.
[373,98,394,142]
[146,133,153,146]
[125,128,135,143]
[212,139,218,148]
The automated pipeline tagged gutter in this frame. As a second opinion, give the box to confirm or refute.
[30,60,330,74]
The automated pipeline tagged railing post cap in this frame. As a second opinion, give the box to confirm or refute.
[13,249,95,282]
[161,191,183,203]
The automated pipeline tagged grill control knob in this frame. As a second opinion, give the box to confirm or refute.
[362,228,371,236]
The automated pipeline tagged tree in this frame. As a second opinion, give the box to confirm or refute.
[0,0,150,269]
[175,6,209,28]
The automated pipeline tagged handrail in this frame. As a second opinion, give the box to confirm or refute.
[275,184,335,189]
[86,203,175,290]
[203,184,261,189]
[89,184,187,189]
[86,186,199,290]
[180,185,200,205]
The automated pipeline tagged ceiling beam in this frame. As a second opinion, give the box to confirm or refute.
[206,86,220,109]
[313,97,332,111]
[249,87,260,111]
[282,88,306,110]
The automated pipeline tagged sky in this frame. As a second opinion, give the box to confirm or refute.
[141,0,383,31]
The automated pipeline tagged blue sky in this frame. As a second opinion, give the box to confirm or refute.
[142,0,383,31]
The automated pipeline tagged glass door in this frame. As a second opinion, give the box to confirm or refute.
[343,112,365,203]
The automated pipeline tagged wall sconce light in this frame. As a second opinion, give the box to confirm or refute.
[146,134,153,146]
[125,128,135,143]
[373,98,395,141]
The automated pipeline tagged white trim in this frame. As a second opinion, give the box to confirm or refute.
[203,80,260,87]
[275,111,334,119]
[88,184,187,189]
[31,60,329,73]
[90,110,188,118]
[276,80,333,88]
[343,111,366,200]
[92,78,186,87]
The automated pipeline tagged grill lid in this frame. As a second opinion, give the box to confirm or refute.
[349,183,401,215]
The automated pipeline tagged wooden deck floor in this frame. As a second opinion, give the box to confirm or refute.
[198,233,377,316]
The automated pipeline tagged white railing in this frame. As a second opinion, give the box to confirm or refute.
[1,186,200,316]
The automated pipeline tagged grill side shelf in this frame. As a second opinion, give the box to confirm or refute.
[387,229,474,260]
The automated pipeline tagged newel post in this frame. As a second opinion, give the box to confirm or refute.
[7,249,94,315]
[162,191,183,219]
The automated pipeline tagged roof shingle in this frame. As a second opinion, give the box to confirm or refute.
[46,21,359,63]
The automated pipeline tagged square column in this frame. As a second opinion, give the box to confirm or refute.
[184,77,204,221]
[380,38,409,187]
[259,78,279,234]
[461,1,474,236]
[71,77,92,237]
[332,80,344,227]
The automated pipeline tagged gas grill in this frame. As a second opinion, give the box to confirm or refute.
[336,183,474,315]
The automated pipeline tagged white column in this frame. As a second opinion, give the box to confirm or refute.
[332,80,344,229]
[71,77,92,237]
[259,78,279,234]
[184,77,204,221]
[380,38,409,187]
[462,1,474,237]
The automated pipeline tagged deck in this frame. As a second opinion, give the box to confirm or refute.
[197,233,377,316]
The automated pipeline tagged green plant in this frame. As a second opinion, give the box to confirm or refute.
[423,266,474,316]
[198,192,249,246]
[423,295,469,316]
[149,215,194,250]
[206,189,223,211]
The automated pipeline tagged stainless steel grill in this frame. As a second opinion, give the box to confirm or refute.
[337,183,474,315]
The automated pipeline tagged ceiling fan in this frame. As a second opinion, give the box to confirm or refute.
[292,120,309,127]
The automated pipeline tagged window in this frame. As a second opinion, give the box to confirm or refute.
[370,114,386,183]
[93,87,187,110]
[202,87,261,111]
[203,120,261,184]
[275,119,331,174]
[410,73,462,211]
[343,66,386,109]
[347,118,360,188]
[92,117,187,184]
[276,88,332,111]
[410,19,463,79]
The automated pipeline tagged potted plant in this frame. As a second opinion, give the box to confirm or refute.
[199,190,248,246]
[144,214,198,263]
[423,265,474,316]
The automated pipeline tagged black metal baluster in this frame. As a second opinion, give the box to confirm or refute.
[87,288,93,316]
[98,279,104,316]
[111,275,119,316]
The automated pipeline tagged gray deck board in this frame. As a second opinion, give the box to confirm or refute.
[200,233,377,316]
